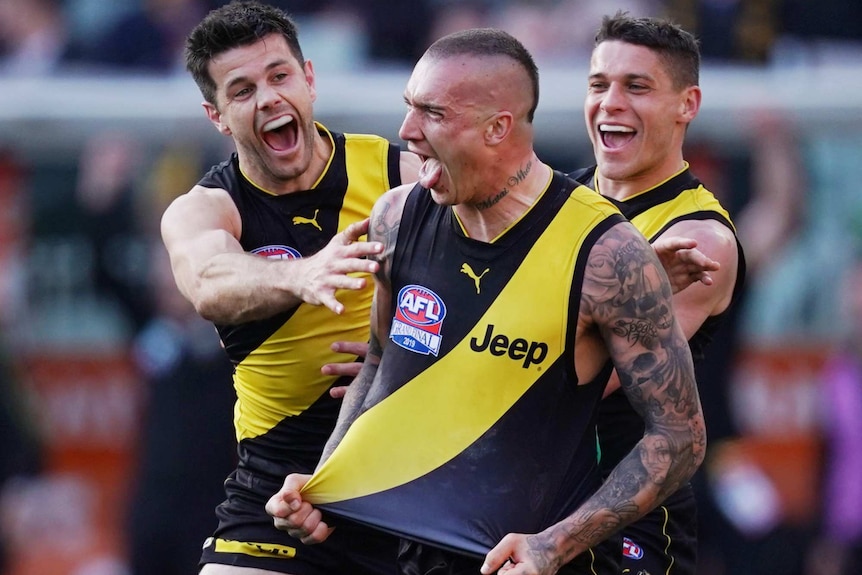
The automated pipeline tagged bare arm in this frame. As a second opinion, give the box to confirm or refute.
[319,184,411,463]
[483,221,705,574]
[653,235,720,293]
[660,219,739,337]
[604,218,738,397]
[160,185,383,324]
[266,184,413,542]
[319,152,421,384]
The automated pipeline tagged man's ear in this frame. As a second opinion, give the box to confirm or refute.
[680,85,702,123]
[304,59,317,104]
[485,111,513,146]
[203,101,231,135]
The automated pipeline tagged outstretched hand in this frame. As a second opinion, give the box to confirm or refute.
[297,218,382,314]
[265,473,335,545]
[653,236,720,294]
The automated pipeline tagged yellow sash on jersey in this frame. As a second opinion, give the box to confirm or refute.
[233,130,390,441]
[303,187,620,504]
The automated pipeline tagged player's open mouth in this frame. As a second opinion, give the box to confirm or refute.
[262,115,298,152]
[599,123,636,149]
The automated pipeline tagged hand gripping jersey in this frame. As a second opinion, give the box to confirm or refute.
[570,164,746,475]
[197,123,402,478]
[302,171,626,557]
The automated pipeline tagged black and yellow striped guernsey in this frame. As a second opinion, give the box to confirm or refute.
[570,164,746,476]
[197,122,402,478]
[302,171,626,557]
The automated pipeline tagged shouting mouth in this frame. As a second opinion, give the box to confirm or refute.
[262,115,298,152]
[599,123,636,150]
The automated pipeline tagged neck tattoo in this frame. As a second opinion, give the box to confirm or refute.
[475,188,509,210]
[474,160,533,211]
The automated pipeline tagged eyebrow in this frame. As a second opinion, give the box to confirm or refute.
[589,71,655,83]
[404,95,444,114]
[224,59,292,93]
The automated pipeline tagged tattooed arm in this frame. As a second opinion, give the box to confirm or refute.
[482,221,705,575]
[319,184,411,463]
[266,184,413,543]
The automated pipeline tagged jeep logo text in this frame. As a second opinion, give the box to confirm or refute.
[469,324,548,368]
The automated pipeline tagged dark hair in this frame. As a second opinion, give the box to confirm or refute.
[185,0,304,105]
[595,11,700,89]
[425,28,540,123]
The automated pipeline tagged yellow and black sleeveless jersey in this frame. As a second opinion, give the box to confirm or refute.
[570,164,746,475]
[302,171,625,557]
[197,122,402,478]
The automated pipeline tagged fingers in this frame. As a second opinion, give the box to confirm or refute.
[341,218,371,243]
[333,219,384,260]
[696,271,714,286]
[329,385,350,399]
[658,236,698,251]
[284,506,324,539]
[680,249,720,272]
[322,362,363,377]
[297,510,335,544]
[265,490,295,521]
[481,537,516,575]
[267,489,314,536]
[340,240,384,262]
[266,473,335,544]
[265,474,308,521]
[298,220,384,313]
[271,500,334,545]
[321,340,368,378]
[679,250,718,286]
[316,275,370,315]
[313,239,381,315]
[331,340,370,357]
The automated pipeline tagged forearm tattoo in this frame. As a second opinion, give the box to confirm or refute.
[322,333,382,463]
[370,197,401,280]
[328,194,403,450]
[558,222,705,558]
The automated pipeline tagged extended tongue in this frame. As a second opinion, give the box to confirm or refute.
[419,158,442,189]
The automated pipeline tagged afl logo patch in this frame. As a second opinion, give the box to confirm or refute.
[390,284,446,356]
[251,245,302,260]
[622,537,644,560]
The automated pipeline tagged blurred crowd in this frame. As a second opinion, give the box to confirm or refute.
[2,1,862,575]
[2,0,862,76]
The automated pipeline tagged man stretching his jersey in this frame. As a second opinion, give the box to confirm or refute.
[267,27,706,575]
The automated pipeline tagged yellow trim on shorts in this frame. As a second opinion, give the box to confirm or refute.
[660,504,674,574]
[213,538,297,559]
